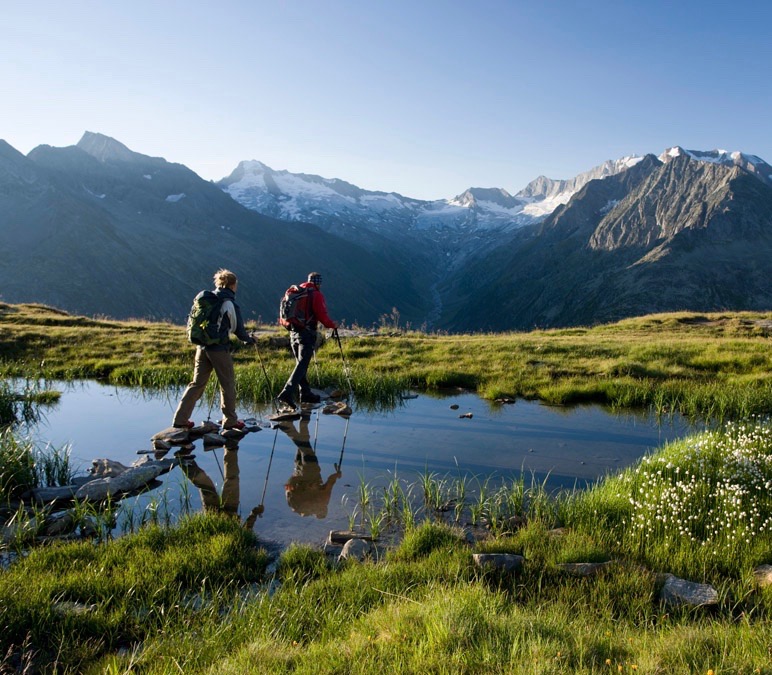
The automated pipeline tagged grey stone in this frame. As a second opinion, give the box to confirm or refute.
[74,462,167,502]
[89,459,130,477]
[472,553,524,573]
[41,510,77,537]
[338,538,374,562]
[659,573,718,607]
[24,485,78,504]
[753,564,772,587]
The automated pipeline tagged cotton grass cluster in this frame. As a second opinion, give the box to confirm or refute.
[617,417,772,570]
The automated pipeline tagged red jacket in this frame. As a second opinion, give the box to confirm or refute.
[300,282,337,329]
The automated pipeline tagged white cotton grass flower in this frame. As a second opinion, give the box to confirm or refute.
[619,417,772,559]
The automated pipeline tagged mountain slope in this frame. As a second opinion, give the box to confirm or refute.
[0,133,429,325]
[440,153,772,331]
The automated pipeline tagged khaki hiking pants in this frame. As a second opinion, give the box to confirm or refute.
[173,347,238,428]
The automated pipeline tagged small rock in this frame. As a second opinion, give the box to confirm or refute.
[450,404,460,410]
[203,433,226,447]
[90,459,130,477]
[23,485,78,505]
[753,564,772,587]
[339,538,374,562]
[659,573,718,608]
[323,402,352,417]
[327,530,372,546]
[41,510,77,537]
[472,553,524,573]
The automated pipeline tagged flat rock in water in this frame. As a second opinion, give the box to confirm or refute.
[151,427,191,444]
[151,421,219,444]
[90,459,130,477]
[322,402,352,417]
[24,485,78,505]
[203,433,226,447]
[269,410,302,422]
[74,461,169,502]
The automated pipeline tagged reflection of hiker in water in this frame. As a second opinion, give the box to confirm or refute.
[180,446,254,522]
[280,417,341,518]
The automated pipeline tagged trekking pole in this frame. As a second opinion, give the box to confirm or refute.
[252,338,278,414]
[312,351,322,389]
[333,328,354,399]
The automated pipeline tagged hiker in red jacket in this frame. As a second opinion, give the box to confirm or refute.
[277,272,337,409]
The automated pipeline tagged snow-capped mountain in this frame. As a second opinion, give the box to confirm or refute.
[659,147,772,187]
[218,154,661,277]
[219,155,652,241]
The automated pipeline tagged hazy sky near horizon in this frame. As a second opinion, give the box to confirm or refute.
[3,1,770,200]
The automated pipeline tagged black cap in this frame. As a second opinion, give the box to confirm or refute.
[308,273,322,285]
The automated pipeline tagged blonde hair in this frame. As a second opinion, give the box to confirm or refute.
[213,269,238,289]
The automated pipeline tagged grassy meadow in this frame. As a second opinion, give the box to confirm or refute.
[1,302,772,672]
[1,302,771,421]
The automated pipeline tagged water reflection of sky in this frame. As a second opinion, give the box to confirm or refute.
[29,381,696,548]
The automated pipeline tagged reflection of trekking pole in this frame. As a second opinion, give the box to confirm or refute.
[256,428,279,517]
[252,339,277,414]
[335,415,350,472]
[333,328,354,399]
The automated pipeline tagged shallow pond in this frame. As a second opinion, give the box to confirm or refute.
[29,381,695,548]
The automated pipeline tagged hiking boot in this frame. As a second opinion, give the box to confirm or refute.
[173,420,195,429]
[226,420,246,431]
[277,390,297,410]
[300,391,321,404]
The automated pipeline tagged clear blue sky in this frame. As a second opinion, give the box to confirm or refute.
[3,1,770,200]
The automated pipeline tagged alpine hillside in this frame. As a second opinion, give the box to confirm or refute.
[439,148,772,330]
[0,133,428,325]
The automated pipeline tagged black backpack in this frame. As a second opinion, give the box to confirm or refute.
[186,291,226,345]
[278,285,314,331]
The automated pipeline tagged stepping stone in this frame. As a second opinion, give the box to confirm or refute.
[322,402,352,417]
[269,410,302,422]
[151,426,190,444]
[203,433,226,447]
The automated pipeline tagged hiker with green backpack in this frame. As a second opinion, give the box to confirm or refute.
[172,269,255,431]
[276,272,338,410]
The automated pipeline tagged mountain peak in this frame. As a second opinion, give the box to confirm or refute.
[77,132,138,163]
[449,187,519,209]
[659,146,772,186]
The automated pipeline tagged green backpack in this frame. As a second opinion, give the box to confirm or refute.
[186,291,226,346]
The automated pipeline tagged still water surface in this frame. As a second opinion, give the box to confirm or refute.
[30,381,695,548]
